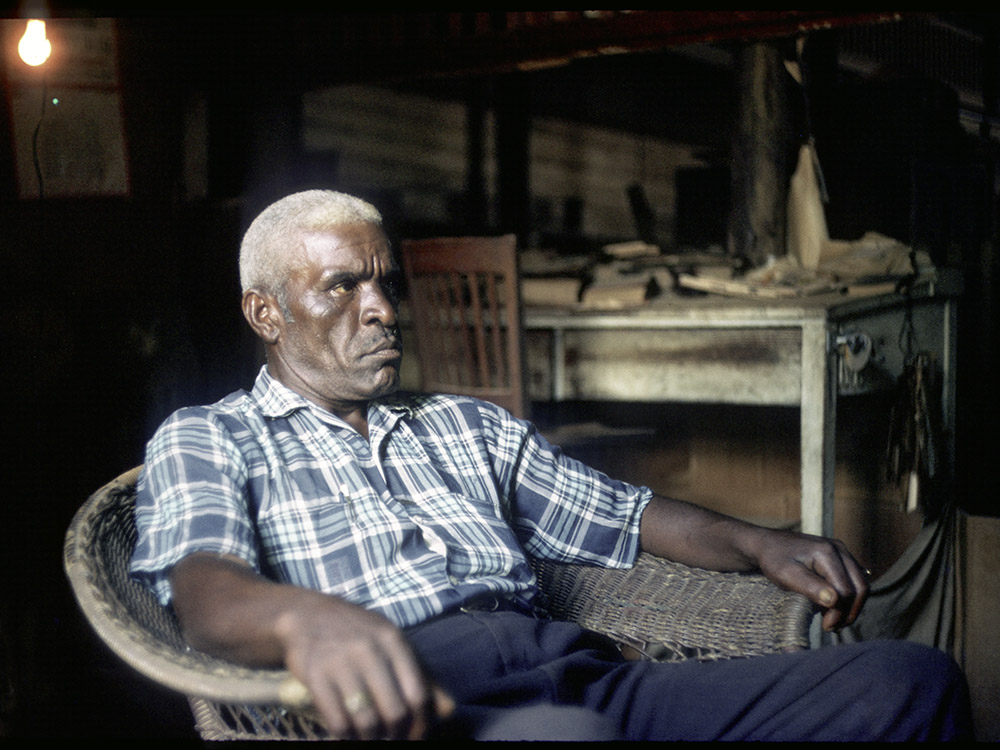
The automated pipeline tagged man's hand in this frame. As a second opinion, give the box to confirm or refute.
[274,591,455,739]
[751,530,869,631]
[170,553,454,739]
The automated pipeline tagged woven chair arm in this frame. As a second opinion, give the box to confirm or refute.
[532,552,814,662]
[62,468,303,706]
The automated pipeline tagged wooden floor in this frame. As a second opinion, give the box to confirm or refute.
[547,399,997,741]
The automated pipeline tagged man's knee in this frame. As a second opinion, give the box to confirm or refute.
[863,639,965,693]
[474,703,622,741]
[847,640,973,741]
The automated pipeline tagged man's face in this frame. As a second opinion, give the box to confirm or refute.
[266,223,403,413]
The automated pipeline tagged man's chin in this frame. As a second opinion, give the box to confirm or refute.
[373,382,401,399]
[370,368,401,398]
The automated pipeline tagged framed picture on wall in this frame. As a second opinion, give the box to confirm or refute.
[2,17,129,199]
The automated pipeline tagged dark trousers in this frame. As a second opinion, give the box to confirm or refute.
[409,610,973,741]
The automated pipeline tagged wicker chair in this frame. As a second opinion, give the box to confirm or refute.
[64,466,815,740]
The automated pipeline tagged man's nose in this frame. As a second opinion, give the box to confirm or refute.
[361,280,397,325]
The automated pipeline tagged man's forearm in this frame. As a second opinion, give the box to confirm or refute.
[638,494,770,572]
[168,551,385,669]
[639,493,870,632]
[169,551,327,666]
[168,551,453,739]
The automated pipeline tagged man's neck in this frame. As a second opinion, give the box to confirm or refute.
[336,405,371,440]
[263,364,372,439]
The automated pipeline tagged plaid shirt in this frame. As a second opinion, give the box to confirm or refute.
[131,367,652,629]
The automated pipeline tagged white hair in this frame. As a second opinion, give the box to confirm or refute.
[239,190,383,305]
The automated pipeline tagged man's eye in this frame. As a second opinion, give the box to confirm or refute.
[330,279,357,294]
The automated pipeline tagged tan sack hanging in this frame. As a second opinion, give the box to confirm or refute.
[786,141,828,270]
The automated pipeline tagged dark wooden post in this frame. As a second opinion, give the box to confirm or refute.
[495,73,532,245]
[464,79,490,233]
[727,41,794,268]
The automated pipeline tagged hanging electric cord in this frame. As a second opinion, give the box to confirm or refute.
[789,35,830,203]
[30,78,48,200]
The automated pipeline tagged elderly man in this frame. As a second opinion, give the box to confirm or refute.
[131,190,971,741]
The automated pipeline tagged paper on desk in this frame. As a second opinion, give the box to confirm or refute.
[677,232,922,299]
[676,269,840,298]
[520,277,582,307]
[603,240,660,259]
[580,262,666,308]
[580,278,655,308]
[817,232,915,278]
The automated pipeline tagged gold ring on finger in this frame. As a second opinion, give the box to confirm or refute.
[344,690,372,714]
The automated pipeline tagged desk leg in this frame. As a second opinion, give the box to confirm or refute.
[800,320,836,537]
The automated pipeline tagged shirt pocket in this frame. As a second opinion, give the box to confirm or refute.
[405,490,524,580]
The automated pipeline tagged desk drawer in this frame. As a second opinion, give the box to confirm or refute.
[527,327,802,405]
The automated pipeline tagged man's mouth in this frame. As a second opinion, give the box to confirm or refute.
[366,340,402,359]
[363,326,402,361]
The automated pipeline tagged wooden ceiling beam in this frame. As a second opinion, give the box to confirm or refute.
[291,11,908,85]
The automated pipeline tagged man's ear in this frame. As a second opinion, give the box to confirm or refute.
[242,289,284,345]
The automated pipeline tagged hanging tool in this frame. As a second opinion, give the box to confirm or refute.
[885,351,942,516]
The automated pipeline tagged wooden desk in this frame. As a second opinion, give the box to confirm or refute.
[523,279,959,536]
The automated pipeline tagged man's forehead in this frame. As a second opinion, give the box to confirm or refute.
[300,225,388,252]
[292,226,394,274]
[301,223,387,247]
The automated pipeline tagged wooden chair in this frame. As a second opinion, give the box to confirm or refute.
[64,467,814,740]
[400,233,664,463]
[400,234,527,418]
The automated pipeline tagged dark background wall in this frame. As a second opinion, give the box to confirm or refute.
[1,11,997,738]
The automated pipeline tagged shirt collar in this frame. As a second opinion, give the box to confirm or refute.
[251,365,415,425]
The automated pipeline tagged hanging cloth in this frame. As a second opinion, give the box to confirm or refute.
[819,502,959,657]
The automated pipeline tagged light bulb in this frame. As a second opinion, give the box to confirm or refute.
[18,19,51,67]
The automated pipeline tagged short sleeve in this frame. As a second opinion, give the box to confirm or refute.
[478,403,654,568]
[129,407,261,606]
